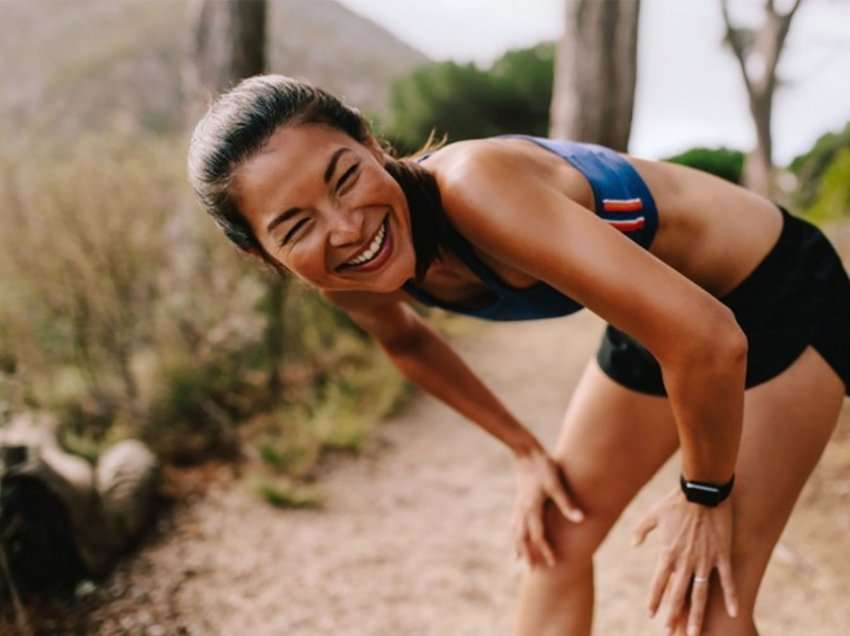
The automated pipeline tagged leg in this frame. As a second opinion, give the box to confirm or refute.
[513,357,680,636]
[672,346,845,635]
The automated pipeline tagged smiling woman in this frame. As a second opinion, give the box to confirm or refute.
[229,124,416,293]
[187,76,450,289]
[187,74,850,636]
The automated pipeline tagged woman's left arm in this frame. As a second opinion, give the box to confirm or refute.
[439,148,744,634]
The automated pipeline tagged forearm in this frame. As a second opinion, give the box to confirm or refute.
[661,333,747,483]
[379,324,543,456]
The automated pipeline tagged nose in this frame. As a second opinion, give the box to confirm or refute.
[327,207,365,248]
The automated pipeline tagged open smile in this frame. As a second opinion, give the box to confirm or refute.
[336,214,392,273]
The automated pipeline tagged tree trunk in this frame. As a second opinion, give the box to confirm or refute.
[721,0,804,196]
[264,275,288,394]
[744,91,775,196]
[549,0,641,151]
[182,1,286,392]
[184,0,268,127]
[172,0,268,292]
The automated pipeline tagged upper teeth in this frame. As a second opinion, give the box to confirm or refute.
[346,219,386,266]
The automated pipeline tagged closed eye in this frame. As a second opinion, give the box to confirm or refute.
[337,163,360,193]
[281,218,309,246]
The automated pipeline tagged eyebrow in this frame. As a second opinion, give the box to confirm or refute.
[266,147,351,234]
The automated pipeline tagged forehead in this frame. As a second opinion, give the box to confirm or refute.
[235,124,355,223]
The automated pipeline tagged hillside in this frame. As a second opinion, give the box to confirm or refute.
[0,0,428,142]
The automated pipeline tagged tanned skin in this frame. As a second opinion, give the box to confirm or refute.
[233,124,845,636]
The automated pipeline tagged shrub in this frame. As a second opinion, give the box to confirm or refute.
[664,147,745,184]
[789,121,850,209]
[803,147,850,222]
[385,42,555,151]
[0,129,412,473]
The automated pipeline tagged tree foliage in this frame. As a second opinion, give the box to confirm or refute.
[384,43,555,153]
[789,121,850,209]
[802,148,850,221]
[665,147,745,184]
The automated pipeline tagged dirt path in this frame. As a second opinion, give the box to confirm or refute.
[29,311,850,636]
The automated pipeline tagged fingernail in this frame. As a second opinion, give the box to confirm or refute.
[571,510,584,522]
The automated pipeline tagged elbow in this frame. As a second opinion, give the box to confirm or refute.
[724,321,749,364]
[663,306,747,369]
[710,306,748,364]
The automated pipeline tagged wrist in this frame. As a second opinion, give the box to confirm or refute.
[509,432,545,458]
[680,473,735,507]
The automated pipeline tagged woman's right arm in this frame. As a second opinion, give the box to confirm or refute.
[322,290,585,567]
[322,289,542,456]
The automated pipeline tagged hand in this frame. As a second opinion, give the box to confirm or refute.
[632,487,739,636]
[512,447,584,568]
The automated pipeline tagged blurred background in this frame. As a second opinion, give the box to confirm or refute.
[0,1,848,634]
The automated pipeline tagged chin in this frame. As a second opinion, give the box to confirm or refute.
[339,237,416,294]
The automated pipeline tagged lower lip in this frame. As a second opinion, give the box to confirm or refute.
[342,216,393,273]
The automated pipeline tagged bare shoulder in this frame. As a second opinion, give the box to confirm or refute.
[424,138,559,245]
[423,137,539,190]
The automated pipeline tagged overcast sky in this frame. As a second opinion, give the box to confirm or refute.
[336,0,850,164]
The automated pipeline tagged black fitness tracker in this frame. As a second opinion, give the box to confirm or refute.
[680,474,735,507]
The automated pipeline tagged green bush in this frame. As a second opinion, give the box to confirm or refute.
[803,147,850,222]
[0,129,412,474]
[790,121,850,209]
[385,42,555,151]
[664,147,745,184]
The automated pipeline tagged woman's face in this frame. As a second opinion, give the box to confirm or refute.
[234,123,417,293]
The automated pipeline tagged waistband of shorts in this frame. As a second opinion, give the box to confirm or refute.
[717,203,813,310]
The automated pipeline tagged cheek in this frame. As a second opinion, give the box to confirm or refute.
[357,169,399,202]
[286,241,328,281]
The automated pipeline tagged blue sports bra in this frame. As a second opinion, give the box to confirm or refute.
[401,135,659,321]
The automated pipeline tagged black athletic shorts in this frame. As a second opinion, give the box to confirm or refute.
[597,205,850,397]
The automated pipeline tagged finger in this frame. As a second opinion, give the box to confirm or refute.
[513,527,524,562]
[632,511,658,547]
[665,561,694,630]
[521,523,537,568]
[648,549,676,617]
[687,567,711,636]
[512,511,524,561]
[527,509,557,567]
[667,609,686,636]
[716,554,739,618]
[513,512,528,564]
[548,482,584,523]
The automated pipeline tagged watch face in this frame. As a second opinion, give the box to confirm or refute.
[680,475,734,507]
[683,481,721,494]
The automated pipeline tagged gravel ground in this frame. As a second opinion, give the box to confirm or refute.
[10,310,850,636]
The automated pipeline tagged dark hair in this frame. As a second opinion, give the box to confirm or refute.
[187,74,449,283]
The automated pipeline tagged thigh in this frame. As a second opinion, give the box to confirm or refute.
[543,356,680,559]
[684,346,845,634]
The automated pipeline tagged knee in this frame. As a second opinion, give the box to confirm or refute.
[540,501,613,580]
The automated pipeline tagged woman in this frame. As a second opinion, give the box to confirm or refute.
[187,75,850,636]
